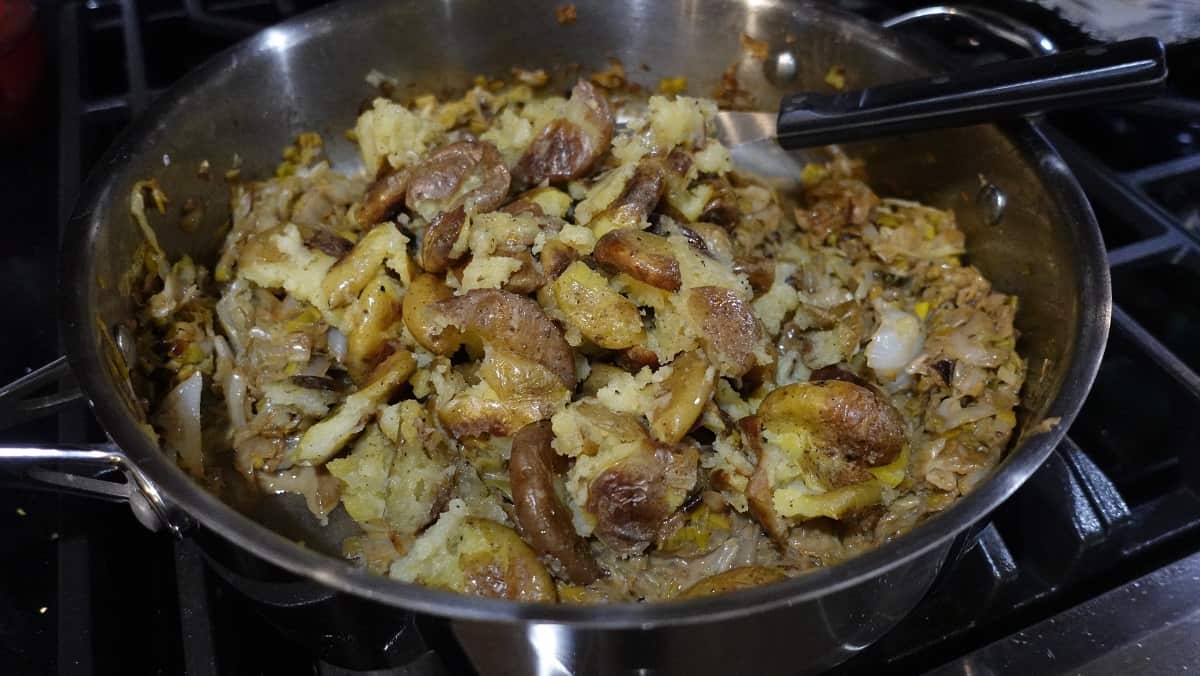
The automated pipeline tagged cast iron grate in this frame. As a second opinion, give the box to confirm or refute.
[27,0,1200,674]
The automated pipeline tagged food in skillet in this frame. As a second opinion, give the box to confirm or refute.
[128,73,1025,603]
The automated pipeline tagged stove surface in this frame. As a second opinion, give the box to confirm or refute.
[2,1,1199,675]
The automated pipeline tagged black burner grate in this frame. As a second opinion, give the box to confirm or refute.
[2,0,1199,674]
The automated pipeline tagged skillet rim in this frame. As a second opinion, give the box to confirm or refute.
[58,0,1110,628]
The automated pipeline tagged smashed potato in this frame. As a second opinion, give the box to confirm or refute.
[135,70,1024,605]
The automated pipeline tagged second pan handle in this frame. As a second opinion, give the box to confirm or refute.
[776,37,1168,149]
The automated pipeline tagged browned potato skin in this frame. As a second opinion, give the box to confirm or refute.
[686,286,763,378]
[616,344,660,371]
[799,178,880,236]
[539,240,578,281]
[459,518,559,602]
[358,167,411,225]
[699,177,739,228]
[420,206,467,273]
[593,228,682,292]
[514,80,614,186]
[739,415,790,542]
[678,566,788,598]
[407,141,511,272]
[809,365,873,390]
[733,256,776,296]
[649,350,716,444]
[432,289,577,388]
[550,262,645,350]
[588,440,699,555]
[603,159,667,228]
[402,273,460,356]
[406,140,511,214]
[438,353,566,440]
[757,380,905,468]
[344,278,403,383]
[510,421,603,584]
[303,228,354,258]
[500,250,545,294]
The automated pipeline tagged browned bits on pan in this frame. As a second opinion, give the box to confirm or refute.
[554,3,577,24]
[510,421,603,584]
[593,228,681,291]
[358,167,411,225]
[685,286,763,377]
[739,33,770,60]
[514,81,614,187]
[432,289,577,388]
[587,440,699,555]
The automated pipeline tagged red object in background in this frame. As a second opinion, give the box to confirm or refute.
[0,0,43,137]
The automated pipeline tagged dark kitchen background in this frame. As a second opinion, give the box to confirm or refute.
[2,0,1199,674]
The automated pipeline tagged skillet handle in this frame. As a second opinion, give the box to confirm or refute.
[0,444,187,534]
[775,37,1168,149]
[0,357,190,535]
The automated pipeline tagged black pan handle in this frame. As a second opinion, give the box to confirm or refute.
[776,37,1168,149]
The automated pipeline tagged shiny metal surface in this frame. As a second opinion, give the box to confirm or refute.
[882,5,1060,56]
[927,550,1200,675]
[21,0,1110,672]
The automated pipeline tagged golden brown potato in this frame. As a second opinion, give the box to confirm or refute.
[391,504,557,602]
[551,400,649,458]
[746,380,908,529]
[699,177,739,227]
[432,289,577,388]
[678,566,788,598]
[514,80,614,186]
[649,350,717,444]
[439,349,570,439]
[685,286,763,378]
[459,518,559,601]
[322,223,411,309]
[342,274,404,383]
[294,349,416,465]
[550,261,645,349]
[587,439,699,555]
[592,228,681,292]
[757,380,905,469]
[402,273,460,356]
[510,421,602,583]
[595,159,667,231]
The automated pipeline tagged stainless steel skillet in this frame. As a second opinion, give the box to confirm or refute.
[0,1,1110,673]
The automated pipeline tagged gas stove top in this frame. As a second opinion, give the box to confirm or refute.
[2,1,1199,674]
